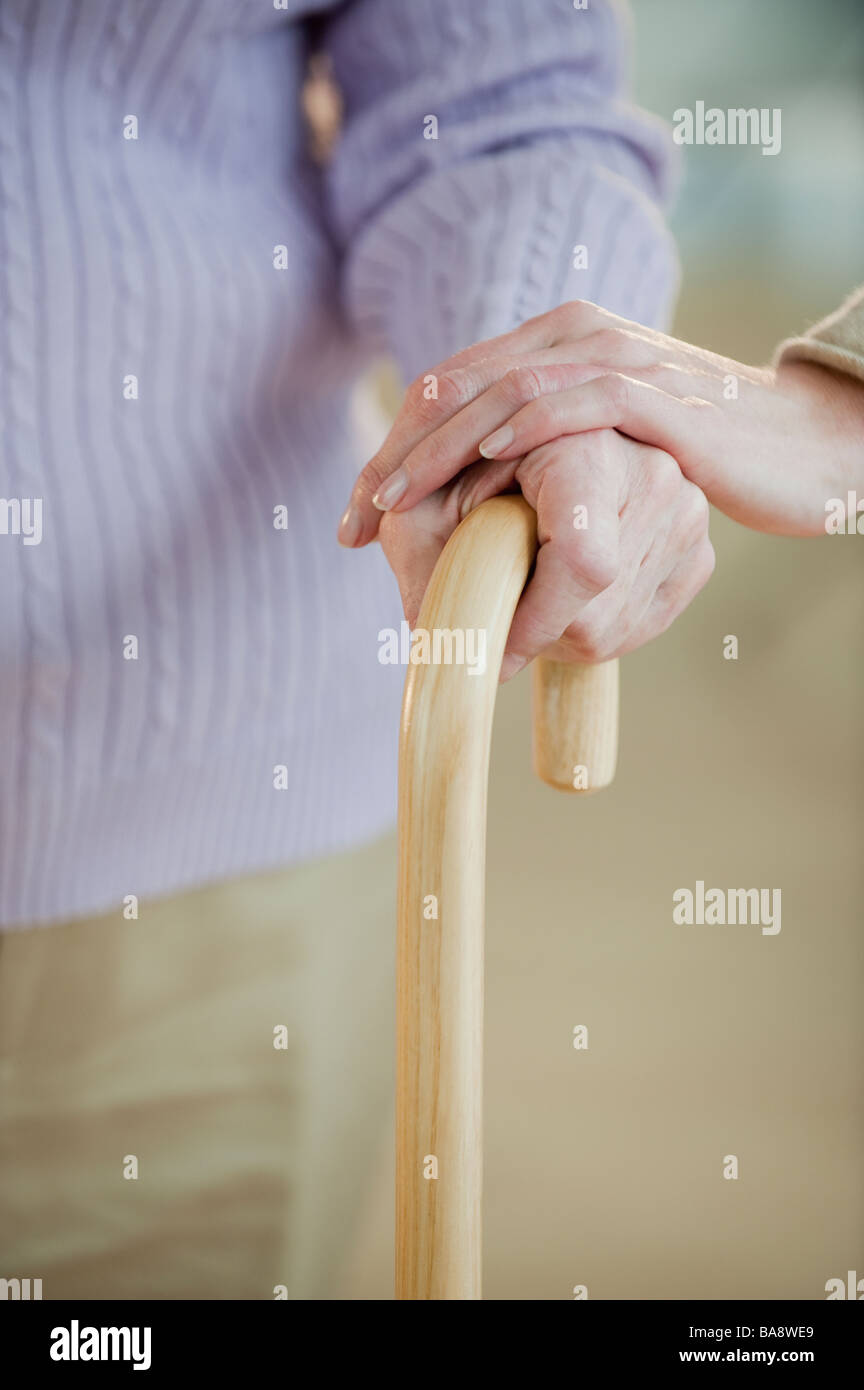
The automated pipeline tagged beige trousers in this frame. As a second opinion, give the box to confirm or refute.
[0,834,396,1300]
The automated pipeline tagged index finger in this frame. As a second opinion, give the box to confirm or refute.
[338,304,588,547]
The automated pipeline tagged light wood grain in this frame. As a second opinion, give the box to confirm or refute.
[533,656,618,792]
[396,494,618,1300]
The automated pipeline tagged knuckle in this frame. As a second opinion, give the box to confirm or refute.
[560,298,598,332]
[639,359,678,385]
[408,365,478,424]
[586,551,619,593]
[501,363,545,405]
[644,447,680,492]
[434,369,476,414]
[356,458,388,499]
[408,370,430,400]
[521,398,560,443]
[599,372,630,411]
[586,326,629,362]
[409,368,439,405]
[566,612,611,663]
[405,376,442,427]
[565,428,614,465]
[560,541,618,595]
[682,484,711,535]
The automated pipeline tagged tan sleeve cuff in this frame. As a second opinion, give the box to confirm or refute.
[773,284,864,385]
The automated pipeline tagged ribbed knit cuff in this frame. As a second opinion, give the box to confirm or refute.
[774,285,864,386]
[343,140,679,383]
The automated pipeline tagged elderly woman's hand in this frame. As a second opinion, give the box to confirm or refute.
[376,427,714,680]
[339,300,864,545]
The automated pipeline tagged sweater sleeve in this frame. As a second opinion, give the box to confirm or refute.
[316,0,680,382]
[774,286,864,386]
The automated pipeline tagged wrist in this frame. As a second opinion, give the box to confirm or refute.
[776,358,864,520]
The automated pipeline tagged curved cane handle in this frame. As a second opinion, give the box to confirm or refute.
[396,494,618,1300]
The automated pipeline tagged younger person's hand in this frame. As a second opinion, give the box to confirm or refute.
[340,300,864,543]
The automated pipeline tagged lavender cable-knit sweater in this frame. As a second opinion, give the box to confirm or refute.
[0,0,678,928]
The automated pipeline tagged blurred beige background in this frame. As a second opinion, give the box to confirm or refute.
[337,0,864,1299]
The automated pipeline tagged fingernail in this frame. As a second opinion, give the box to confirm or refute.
[338,505,362,547]
[372,471,409,511]
[500,652,527,682]
[478,425,514,459]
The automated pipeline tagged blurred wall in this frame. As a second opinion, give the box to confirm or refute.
[340,0,864,1299]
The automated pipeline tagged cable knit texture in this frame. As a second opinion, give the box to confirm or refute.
[0,0,678,928]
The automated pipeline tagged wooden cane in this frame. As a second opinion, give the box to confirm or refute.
[396,493,619,1300]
